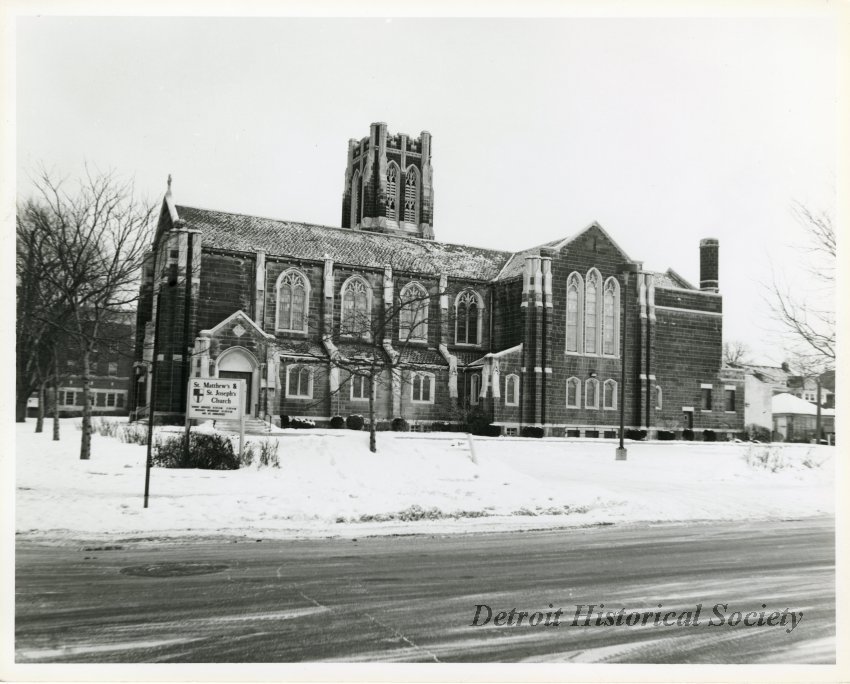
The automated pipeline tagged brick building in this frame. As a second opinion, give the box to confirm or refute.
[30,311,135,417]
[130,122,744,438]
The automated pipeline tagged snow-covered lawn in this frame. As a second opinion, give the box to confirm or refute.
[14,420,834,542]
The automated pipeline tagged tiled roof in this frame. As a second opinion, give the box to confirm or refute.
[494,239,564,281]
[398,347,446,366]
[649,269,696,290]
[177,205,512,281]
[276,339,326,359]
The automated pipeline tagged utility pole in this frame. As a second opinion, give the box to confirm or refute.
[616,263,639,461]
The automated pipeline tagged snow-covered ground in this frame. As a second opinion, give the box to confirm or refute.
[14,420,834,542]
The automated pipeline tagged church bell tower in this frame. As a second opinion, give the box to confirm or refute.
[341,122,434,240]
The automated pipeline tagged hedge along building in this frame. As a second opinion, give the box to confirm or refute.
[130,122,744,438]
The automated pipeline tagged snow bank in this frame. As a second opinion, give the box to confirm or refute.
[14,421,834,542]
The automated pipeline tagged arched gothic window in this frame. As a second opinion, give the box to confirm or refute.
[566,272,584,353]
[399,281,429,342]
[455,290,482,345]
[505,374,520,406]
[404,166,419,224]
[350,169,360,227]
[276,269,309,333]
[411,371,435,403]
[602,277,620,356]
[286,365,313,398]
[386,162,399,221]
[585,269,602,356]
[603,379,617,410]
[585,378,600,409]
[361,174,368,222]
[340,276,372,337]
[566,377,581,408]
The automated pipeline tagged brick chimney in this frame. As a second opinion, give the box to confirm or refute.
[699,238,719,292]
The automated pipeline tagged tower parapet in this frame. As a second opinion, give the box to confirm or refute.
[341,122,434,240]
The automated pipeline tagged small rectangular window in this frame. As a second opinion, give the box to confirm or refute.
[96,393,106,407]
[351,375,369,400]
[725,389,736,412]
[505,427,518,437]
[107,393,116,407]
[701,387,712,411]
[108,361,118,376]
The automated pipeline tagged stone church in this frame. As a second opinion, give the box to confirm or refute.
[130,122,744,438]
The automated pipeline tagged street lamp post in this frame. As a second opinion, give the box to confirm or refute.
[616,263,640,461]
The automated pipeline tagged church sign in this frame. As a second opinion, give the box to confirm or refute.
[187,378,244,420]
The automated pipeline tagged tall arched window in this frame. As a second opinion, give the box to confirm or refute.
[361,174,368,222]
[399,281,429,342]
[655,385,663,410]
[603,379,617,410]
[566,272,584,354]
[276,269,310,333]
[286,365,313,398]
[404,166,419,224]
[386,162,399,221]
[455,290,482,345]
[602,277,620,356]
[566,377,581,408]
[411,371,434,403]
[505,374,519,406]
[585,269,602,356]
[585,378,600,409]
[350,169,360,227]
[340,276,372,337]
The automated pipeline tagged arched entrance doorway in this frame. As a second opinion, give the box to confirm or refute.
[216,346,259,417]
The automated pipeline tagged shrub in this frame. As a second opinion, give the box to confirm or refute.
[391,417,410,432]
[330,415,345,429]
[745,423,772,443]
[430,421,450,432]
[153,433,239,470]
[702,429,717,442]
[92,417,121,438]
[289,418,315,429]
[279,415,291,428]
[119,424,149,445]
[255,437,280,468]
[346,414,364,431]
[745,445,786,472]
[625,428,647,441]
[657,429,675,441]
[521,426,544,438]
[374,420,392,432]
[682,429,694,441]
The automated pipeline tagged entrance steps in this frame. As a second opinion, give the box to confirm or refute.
[210,417,280,436]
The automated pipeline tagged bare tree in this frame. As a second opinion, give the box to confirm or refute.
[723,340,751,366]
[18,168,154,459]
[768,202,835,362]
[16,200,70,425]
[290,284,452,453]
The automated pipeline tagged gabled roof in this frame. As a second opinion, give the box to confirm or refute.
[177,205,512,281]
[772,392,835,416]
[494,222,634,281]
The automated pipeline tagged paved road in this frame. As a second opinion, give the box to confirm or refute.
[15,518,834,663]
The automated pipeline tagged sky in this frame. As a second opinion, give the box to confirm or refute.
[13,12,840,365]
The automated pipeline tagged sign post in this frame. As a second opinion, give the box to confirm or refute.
[187,378,245,457]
